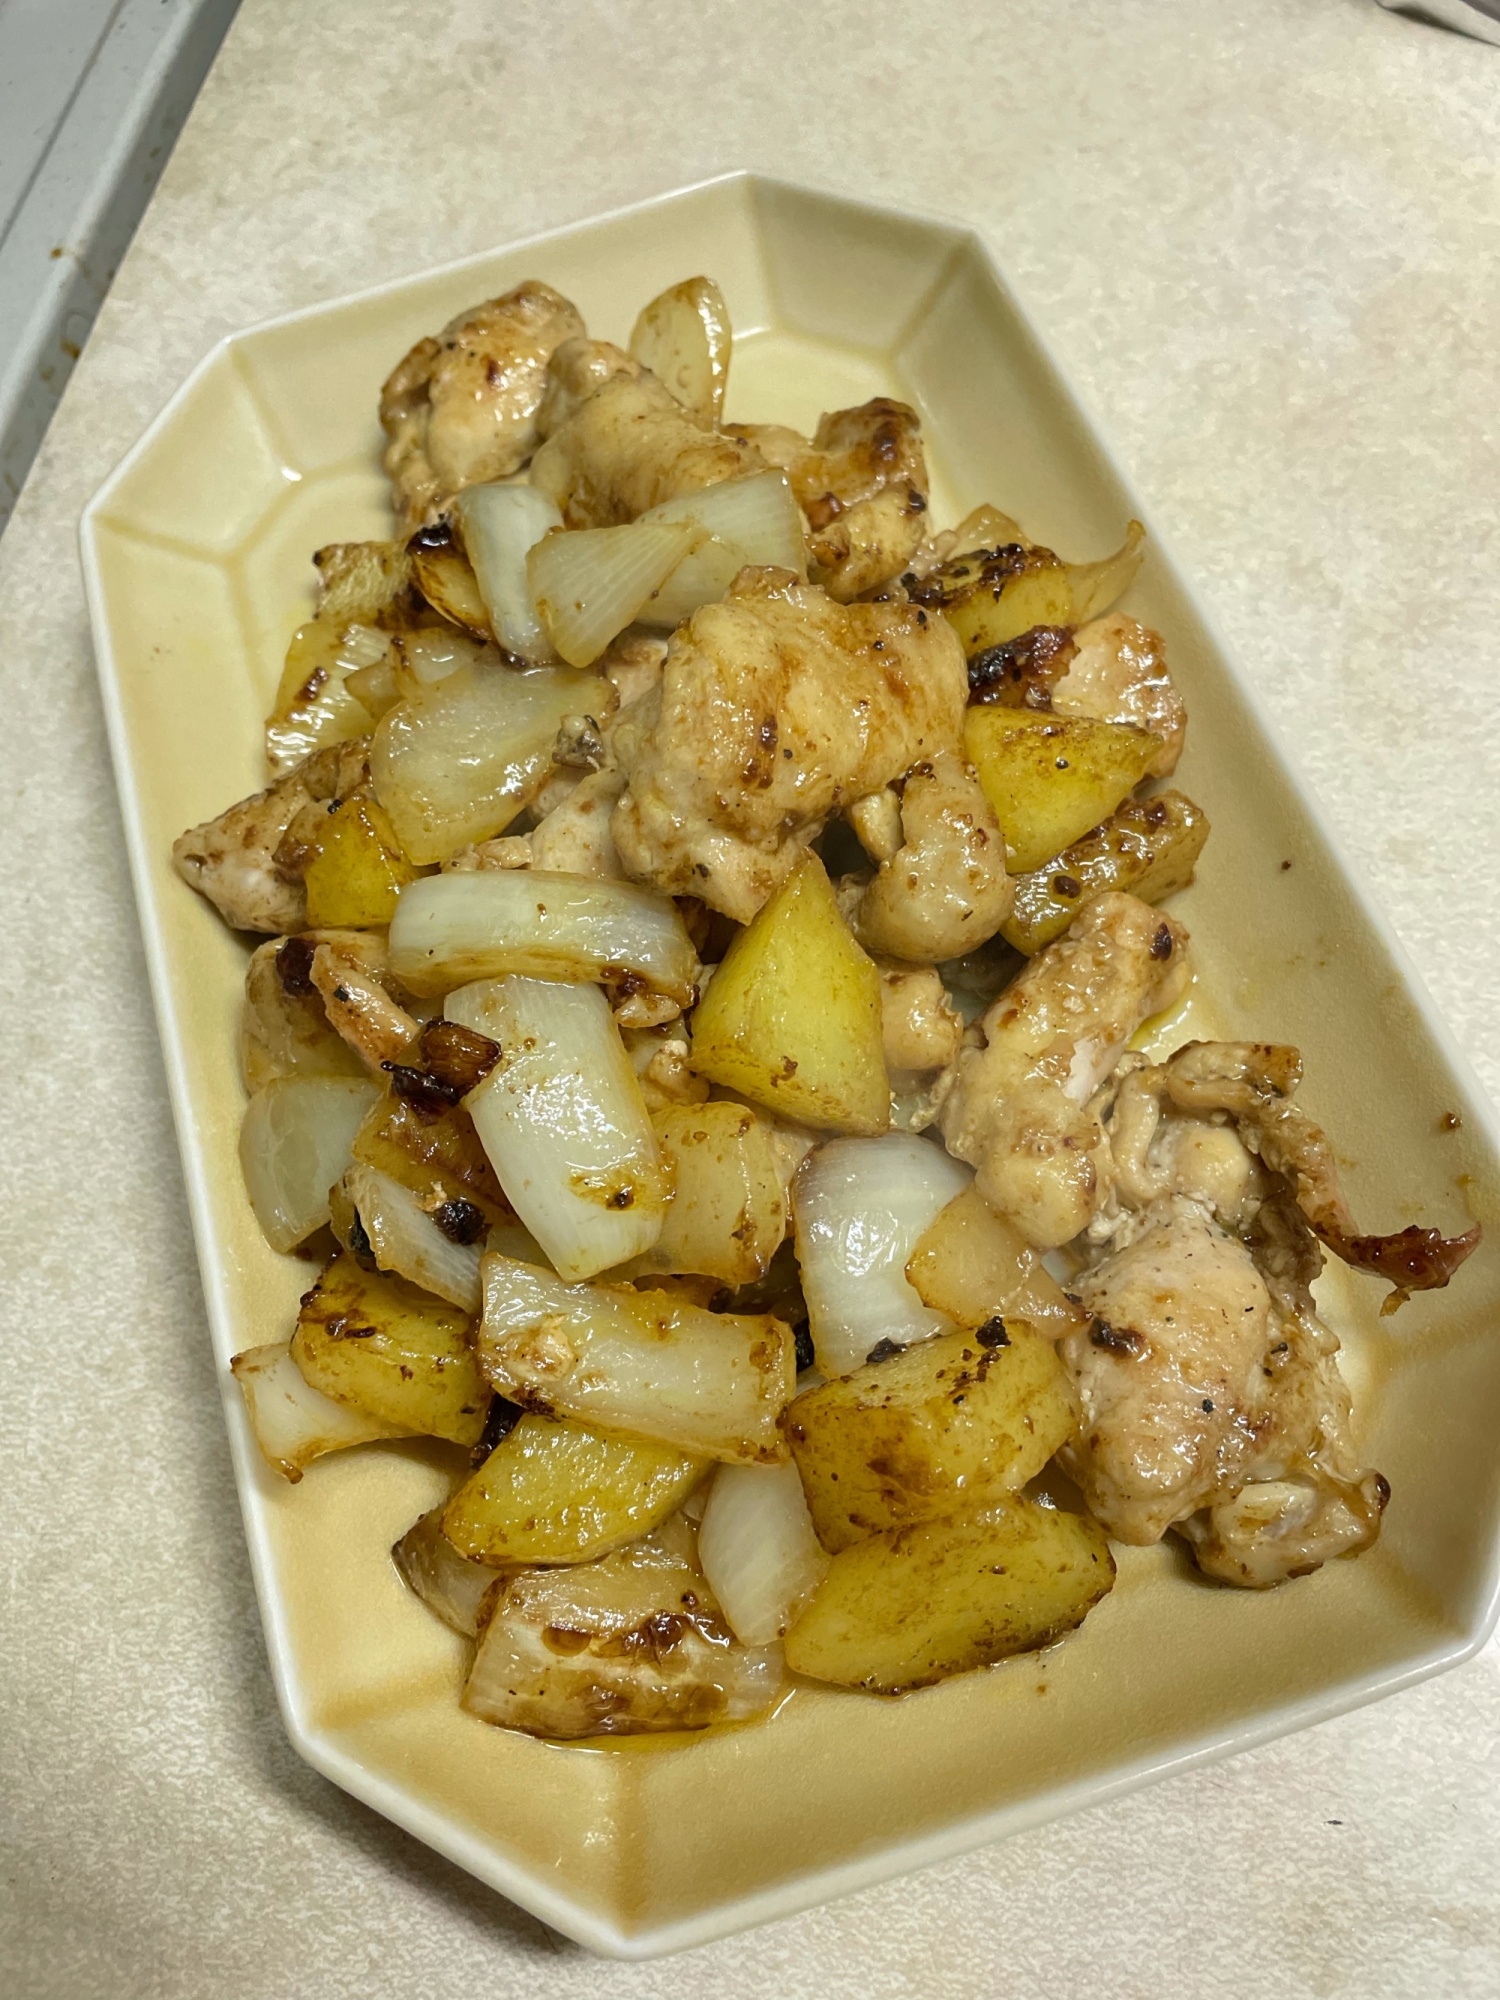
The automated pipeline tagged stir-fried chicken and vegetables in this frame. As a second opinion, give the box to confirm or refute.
[177,275,1481,1738]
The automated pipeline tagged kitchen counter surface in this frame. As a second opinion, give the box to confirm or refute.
[2,3,1497,1995]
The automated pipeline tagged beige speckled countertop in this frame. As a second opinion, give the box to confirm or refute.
[3,2,1499,1994]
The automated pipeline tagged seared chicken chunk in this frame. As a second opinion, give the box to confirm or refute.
[729,398,929,601]
[840,749,1012,963]
[610,568,967,921]
[534,336,643,441]
[530,370,763,528]
[379,281,585,533]
[1053,615,1186,778]
[938,892,1190,1246]
[172,739,369,934]
[877,960,964,1075]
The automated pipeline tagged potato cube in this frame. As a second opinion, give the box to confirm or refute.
[925,522,1143,658]
[291,1249,488,1446]
[689,852,890,1135]
[351,1089,511,1225]
[443,1414,707,1565]
[1000,790,1210,954]
[616,1102,788,1283]
[783,1496,1114,1691]
[963,708,1159,874]
[302,794,420,929]
[905,1187,1090,1340]
[786,1323,1076,1551]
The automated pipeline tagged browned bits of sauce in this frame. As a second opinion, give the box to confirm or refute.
[433,1197,486,1244]
[384,1064,464,1121]
[408,518,454,552]
[1441,1111,1463,1133]
[276,934,317,996]
[1090,1320,1144,1356]
[865,1338,908,1365]
[386,1020,501,1119]
[470,1394,524,1465]
[1052,874,1083,900]
[1149,922,1174,961]
[976,1317,1010,1349]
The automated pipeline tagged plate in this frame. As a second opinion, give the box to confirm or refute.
[79,171,1500,1958]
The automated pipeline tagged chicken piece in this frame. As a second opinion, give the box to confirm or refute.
[308,938,420,1068]
[172,739,369,934]
[597,626,670,711]
[877,960,964,1075]
[1052,615,1186,778]
[379,281,586,534]
[1097,1054,1270,1241]
[1059,1199,1275,1544]
[1162,1041,1481,1310]
[938,892,1190,1246]
[535,336,643,440]
[530,370,763,528]
[729,398,930,602]
[839,750,1013,963]
[610,568,967,921]
[623,1023,710,1113]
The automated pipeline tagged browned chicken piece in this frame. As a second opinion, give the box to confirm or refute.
[535,336,643,440]
[1053,615,1186,778]
[379,281,586,534]
[597,626,670,710]
[728,398,930,601]
[1060,1200,1277,1545]
[839,749,1013,963]
[172,739,369,933]
[308,938,420,1068]
[938,892,1190,1247]
[1098,1053,1270,1239]
[876,960,964,1075]
[530,370,764,528]
[610,568,967,921]
[1162,1041,1481,1310]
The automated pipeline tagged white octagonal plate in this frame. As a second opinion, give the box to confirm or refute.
[80,172,1500,1957]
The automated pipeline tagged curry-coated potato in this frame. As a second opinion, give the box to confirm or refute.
[785,1323,1076,1551]
[963,708,1159,875]
[1000,789,1210,955]
[302,793,421,929]
[689,852,890,1135]
[782,1496,1115,1692]
[291,1248,488,1446]
[617,1101,788,1284]
[351,1088,512,1224]
[904,1188,1090,1340]
[924,521,1144,657]
[443,1413,708,1565]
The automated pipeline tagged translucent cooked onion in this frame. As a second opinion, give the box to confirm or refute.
[231,1340,411,1482]
[528,519,699,668]
[392,1504,506,1635]
[637,471,807,627]
[453,483,562,664]
[392,626,493,693]
[793,1134,972,1378]
[369,657,602,865]
[388,869,699,1002]
[341,1161,483,1311]
[479,1254,794,1464]
[239,1074,382,1253]
[697,1460,830,1645]
[447,976,668,1279]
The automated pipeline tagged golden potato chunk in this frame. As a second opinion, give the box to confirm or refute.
[302,794,420,929]
[1000,790,1210,955]
[786,1323,1076,1551]
[689,852,890,1135]
[350,1087,512,1225]
[616,1101,789,1284]
[916,521,1143,657]
[291,1249,488,1446]
[783,1496,1114,1692]
[963,709,1159,875]
[904,1187,1090,1340]
[443,1414,707,1565]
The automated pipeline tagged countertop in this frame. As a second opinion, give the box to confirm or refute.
[2,2,1498,1995]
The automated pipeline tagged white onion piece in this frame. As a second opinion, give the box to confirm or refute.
[486,1220,550,1267]
[697,1461,830,1645]
[793,1134,972,1378]
[479,1255,793,1464]
[231,1341,411,1482]
[388,869,698,1002]
[446,977,667,1278]
[341,1161,483,1311]
[628,277,732,426]
[393,1504,506,1636]
[637,472,807,627]
[239,1074,381,1253]
[453,483,563,664]
[393,626,493,692]
[528,519,700,668]
[370,657,600,864]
